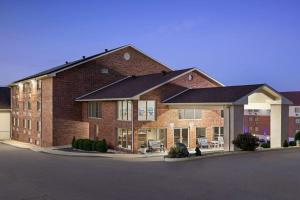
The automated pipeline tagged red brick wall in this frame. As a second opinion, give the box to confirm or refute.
[52,46,169,146]
[81,70,224,152]
[244,115,299,138]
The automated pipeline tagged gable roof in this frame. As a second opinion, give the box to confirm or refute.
[0,87,11,110]
[76,68,195,101]
[280,91,300,105]
[12,44,172,84]
[163,84,266,104]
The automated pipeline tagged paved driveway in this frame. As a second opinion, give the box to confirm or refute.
[0,143,300,200]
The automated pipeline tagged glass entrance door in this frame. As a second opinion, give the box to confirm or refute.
[174,128,189,147]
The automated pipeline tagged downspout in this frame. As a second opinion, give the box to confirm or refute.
[40,82,43,147]
[131,101,134,153]
[228,105,231,152]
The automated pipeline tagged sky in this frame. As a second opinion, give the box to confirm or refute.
[0,0,299,91]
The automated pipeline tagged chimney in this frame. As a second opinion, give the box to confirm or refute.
[105,49,108,52]
[65,61,69,64]
[82,56,86,59]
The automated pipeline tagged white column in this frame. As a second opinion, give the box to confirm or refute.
[224,105,244,151]
[270,104,289,148]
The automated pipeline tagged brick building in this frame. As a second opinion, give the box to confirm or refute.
[10,44,294,152]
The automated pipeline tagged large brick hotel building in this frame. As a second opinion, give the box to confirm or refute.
[9,45,297,152]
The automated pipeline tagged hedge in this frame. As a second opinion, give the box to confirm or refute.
[72,137,108,153]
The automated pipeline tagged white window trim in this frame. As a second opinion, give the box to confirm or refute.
[178,109,202,120]
[117,100,132,121]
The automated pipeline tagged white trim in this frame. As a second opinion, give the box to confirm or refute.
[132,68,196,99]
[164,102,233,106]
[12,44,173,85]
[162,88,190,103]
[76,98,136,102]
[76,76,131,100]
[193,67,225,87]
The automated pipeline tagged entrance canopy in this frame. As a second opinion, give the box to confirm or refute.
[163,84,293,106]
[163,84,293,151]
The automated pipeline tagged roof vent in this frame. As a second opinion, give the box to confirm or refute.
[161,70,168,76]
[105,49,108,52]
[65,61,69,64]
[82,56,86,59]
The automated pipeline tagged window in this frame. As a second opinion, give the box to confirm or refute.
[255,117,259,122]
[101,68,109,74]
[27,120,32,130]
[23,119,27,129]
[88,102,101,118]
[213,127,224,141]
[188,74,193,81]
[117,129,132,149]
[16,118,19,127]
[249,127,253,132]
[13,118,16,126]
[138,101,155,121]
[37,101,41,111]
[24,101,31,110]
[37,80,42,90]
[196,127,206,139]
[221,110,224,118]
[255,127,259,132]
[23,82,32,93]
[296,118,300,124]
[178,109,202,119]
[37,121,41,132]
[138,128,167,148]
[117,101,132,121]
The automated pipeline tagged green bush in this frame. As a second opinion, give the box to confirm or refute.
[168,146,180,158]
[72,138,108,152]
[289,141,296,146]
[295,131,300,141]
[195,146,201,156]
[283,140,289,148]
[232,133,259,151]
[261,143,270,148]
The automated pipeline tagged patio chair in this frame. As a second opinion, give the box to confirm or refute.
[197,138,209,148]
[148,140,165,152]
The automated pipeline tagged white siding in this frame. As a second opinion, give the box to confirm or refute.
[0,112,10,140]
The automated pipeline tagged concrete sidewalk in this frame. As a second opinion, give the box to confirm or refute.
[0,140,166,160]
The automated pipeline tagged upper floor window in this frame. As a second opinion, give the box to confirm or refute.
[37,80,42,90]
[138,100,155,121]
[23,82,32,93]
[296,118,300,124]
[37,121,41,132]
[37,101,41,112]
[178,109,202,120]
[117,101,132,121]
[221,110,224,118]
[88,102,101,118]
[24,101,31,110]
[295,107,300,114]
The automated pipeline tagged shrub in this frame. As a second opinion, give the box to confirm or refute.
[72,136,76,148]
[77,139,84,150]
[295,131,300,142]
[232,133,259,151]
[168,143,189,158]
[283,140,289,148]
[195,146,201,156]
[83,139,92,151]
[289,141,296,146]
[261,143,270,148]
[72,138,108,152]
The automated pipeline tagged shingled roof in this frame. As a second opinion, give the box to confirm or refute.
[0,87,11,110]
[13,45,128,83]
[163,84,265,104]
[76,68,194,101]
[280,91,300,105]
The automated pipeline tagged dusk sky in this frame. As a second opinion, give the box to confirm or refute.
[0,0,299,91]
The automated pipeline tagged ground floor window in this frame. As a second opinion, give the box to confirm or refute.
[138,128,167,148]
[117,128,132,150]
[213,127,224,141]
[174,128,189,147]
